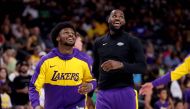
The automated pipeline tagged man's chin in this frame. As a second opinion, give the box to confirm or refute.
[114,27,121,30]
[112,27,122,32]
[110,25,123,31]
[112,24,121,29]
[64,43,75,47]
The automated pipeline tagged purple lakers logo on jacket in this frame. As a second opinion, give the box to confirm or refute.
[51,71,79,81]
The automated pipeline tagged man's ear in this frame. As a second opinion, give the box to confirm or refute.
[124,19,126,25]
[107,16,110,23]
[56,37,60,41]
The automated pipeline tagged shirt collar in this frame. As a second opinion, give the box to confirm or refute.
[52,48,78,60]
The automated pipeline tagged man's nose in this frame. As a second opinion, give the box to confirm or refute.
[68,32,74,36]
[114,16,120,20]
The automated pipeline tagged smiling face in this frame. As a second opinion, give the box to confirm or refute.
[57,28,76,47]
[108,9,126,30]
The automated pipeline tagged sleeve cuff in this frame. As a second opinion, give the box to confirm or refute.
[152,72,171,87]
[89,80,97,91]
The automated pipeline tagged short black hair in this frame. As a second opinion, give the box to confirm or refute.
[157,87,167,94]
[51,22,76,47]
[20,61,29,66]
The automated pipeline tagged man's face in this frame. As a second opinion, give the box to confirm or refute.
[159,90,167,100]
[175,102,184,109]
[0,69,7,79]
[20,65,29,73]
[108,10,126,30]
[74,33,83,51]
[57,28,76,47]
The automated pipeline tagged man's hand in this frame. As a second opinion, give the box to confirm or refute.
[78,83,93,94]
[139,82,153,95]
[86,96,95,109]
[101,60,123,72]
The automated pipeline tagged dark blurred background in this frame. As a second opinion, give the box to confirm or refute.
[0,0,190,109]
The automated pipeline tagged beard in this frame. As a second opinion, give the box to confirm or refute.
[109,23,125,34]
[63,42,75,47]
[19,69,28,74]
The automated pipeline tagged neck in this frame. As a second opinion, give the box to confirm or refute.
[109,28,123,36]
[20,72,28,76]
[58,45,73,55]
[0,79,6,82]
[160,99,166,104]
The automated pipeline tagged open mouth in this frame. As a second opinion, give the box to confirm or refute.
[67,37,74,42]
[113,21,121,27]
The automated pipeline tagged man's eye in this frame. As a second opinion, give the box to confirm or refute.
[64,32,69,34]
[120,16,124,19]
[112,15,116,18]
